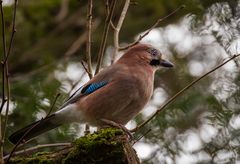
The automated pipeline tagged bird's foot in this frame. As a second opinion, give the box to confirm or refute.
[84,124,90,135]
[100,119,133,141]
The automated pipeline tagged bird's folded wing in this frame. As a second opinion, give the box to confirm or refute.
[59,81,108,109]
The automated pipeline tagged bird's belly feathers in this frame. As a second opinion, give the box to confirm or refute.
[77,75,153,125]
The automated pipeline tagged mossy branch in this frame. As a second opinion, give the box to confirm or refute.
[7,128,139,164]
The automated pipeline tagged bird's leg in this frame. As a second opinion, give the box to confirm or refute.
[100,119,133,140]
[84,124,90,135]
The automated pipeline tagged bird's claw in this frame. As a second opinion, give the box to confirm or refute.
[100,119,134,141]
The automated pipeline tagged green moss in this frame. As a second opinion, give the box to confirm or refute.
[9,128,129,164]
[9,152,54,164]
[64,128,127,164]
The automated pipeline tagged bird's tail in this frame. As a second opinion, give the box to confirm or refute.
[8,114,62,144]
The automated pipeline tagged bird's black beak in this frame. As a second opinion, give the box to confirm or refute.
[150,59,174,68]
[159,59,174,68]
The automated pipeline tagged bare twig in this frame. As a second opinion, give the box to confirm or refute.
[0,1,6,162]
[111,0,130,64]
[80,57,92,141]
[55,0,69,22]
[132,54,240,132]
[95,0,116,75]
[84,0,94,134]
[81,60,92,76]
[4,0,17,64]
[0,0,6,113]
[4,143,71,160]
[105,0,110,14]
[85,0,93,79]
[65,15,99,136]
[2,0,18,141]
[132,128,151,145]
[0,0,17,162]
[110,21,116,30]
[119,5,185,51]
[106,0,117,31]
[69,71,86,92]
[47,93,61,116]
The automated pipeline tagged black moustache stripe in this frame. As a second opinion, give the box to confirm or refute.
[150,59,160,66]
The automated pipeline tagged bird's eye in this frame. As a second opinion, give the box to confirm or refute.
[148,48,158,56]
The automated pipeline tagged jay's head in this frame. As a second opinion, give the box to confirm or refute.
[119,44,174,70]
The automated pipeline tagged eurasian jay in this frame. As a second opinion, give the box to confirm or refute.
[9,43,173,144]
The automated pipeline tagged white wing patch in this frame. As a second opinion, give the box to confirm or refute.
[55,104,86,123]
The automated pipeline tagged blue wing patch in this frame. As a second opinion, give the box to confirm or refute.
[81,81,108,94]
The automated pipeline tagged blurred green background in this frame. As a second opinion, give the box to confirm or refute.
[1,0,240,163]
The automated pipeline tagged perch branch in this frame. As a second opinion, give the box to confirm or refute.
[111,0,130,64]
[95,0,116,75]
[119,5,185,51]
[132,54,240,132]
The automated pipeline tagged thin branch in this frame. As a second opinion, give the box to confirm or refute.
[2,0,18,140]
[69,71,86,92]
[77,4,93,135]
[81,60,92,76]
[0,1,6,58]
[0,0,17,162]
[110,21,116,30]
[106,0,117,31]
[4,143,71,160]
[132,54,240,132]
[55,0,69,22]
[85,0,93,79]
[0,62,6,112]
[119,5,185,51]
[4,0,17,64]
[0,0,6,113]
[0,0,6,162]
[132,128,151,145]
[47,93,61,116]
[111,0,130,64]
[105,0,110,15]
[0,91,6,113]
[94,0,116,75]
